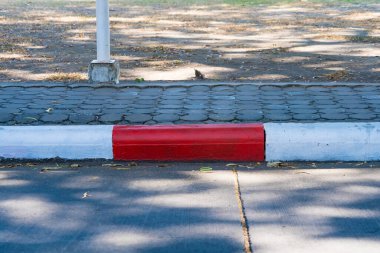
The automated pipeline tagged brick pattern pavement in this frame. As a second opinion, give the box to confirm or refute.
[1,84,380,125]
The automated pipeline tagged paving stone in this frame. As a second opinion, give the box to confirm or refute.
[209,114,235,121]
[184,103,208,109]
[139,88,163,95]
[137,95,161,100]
[263,104,289,110]
[371,107,380,113]
[77,109,102,114]
[319,108,347,114]
[264,113,293,121]
[99,114,123,123]
[103,104,128,109]
[135,100,157,106]
[315,104,343,110]
[293,113,320,120]
[14,114,41,124]
[187,96,209,100]
[159,100,184,105]
[161,94,187,99]
[236,95,256,101]
[188,86,210,92]
[211,85,235,91]
[352,86,375,92]
[0,94,16,99]
[80,104,103,110]
[340,104,369,109]
[153,114,180,123]
[181,113,208,122]
[40,113,68,123]
[133,104,157,109]
[3,83,380,125]
[69,113,95,124]
[211,105,235,110]
[183,109,207,114]
[53,104,80,110]
[83,100,109,105]
[314,100,337,105]
[349,113,377,120]
[157,104,183,109]
[101,109,126,115]
[261,99,286,105]
[0,113,14,122]
[155,109,182,114]
[236,112,263,121]
[320,113,349,120]
[306,86,330,92]
[287,100,312,105]
[125,114,152,123]
[349,109,374,114]
[288,104,316,109]
[0,108,21,115]
[164,87,187,93]
[263,110,290,116]
[290,109,319,114]
[236,85,259,91]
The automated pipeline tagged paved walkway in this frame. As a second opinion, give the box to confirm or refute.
[0,162,379,252]
[1,82,380,125]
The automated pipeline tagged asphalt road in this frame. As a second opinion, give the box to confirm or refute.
[0,161,379,253]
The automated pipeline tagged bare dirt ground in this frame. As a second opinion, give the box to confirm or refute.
[0,0,379,83]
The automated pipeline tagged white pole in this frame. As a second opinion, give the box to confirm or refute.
[96,0,111,62]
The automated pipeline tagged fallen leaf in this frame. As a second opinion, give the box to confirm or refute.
[135,77,145,83]
[200,167,213,173]
[238,164,256,169]
[267,162,282,168]
[296,171,311,175]
[0,164,15,169]
[25,117,37,121]
[195,69,205,80]
[102,163,123,167]
[115,167,131,170]
[82,192,90,199]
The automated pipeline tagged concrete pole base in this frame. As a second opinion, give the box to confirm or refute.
[88,60,120,84]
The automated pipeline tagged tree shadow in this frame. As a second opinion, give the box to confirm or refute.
[0,1,378,82]
[238,166,380,252]
[0,163,244,252]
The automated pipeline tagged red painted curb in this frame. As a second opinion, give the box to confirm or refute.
[113,124,265,161]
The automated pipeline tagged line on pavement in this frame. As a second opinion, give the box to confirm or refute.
[233,169,253,253]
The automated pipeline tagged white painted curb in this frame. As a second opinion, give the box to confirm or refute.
[1,123,380,161]
[0,126,114,159]
[265,123,380,161]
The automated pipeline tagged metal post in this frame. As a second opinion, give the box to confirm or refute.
[96,0,111,62]
[89,0,120,84]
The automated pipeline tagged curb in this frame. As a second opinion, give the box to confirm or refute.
[1,123,380,161]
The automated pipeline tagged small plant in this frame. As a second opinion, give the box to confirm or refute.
[135,77,145,83]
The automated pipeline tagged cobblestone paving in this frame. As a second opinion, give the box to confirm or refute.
[1,84,380,125]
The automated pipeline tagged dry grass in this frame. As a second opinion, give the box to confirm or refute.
[45,72,87,82]
[323,70,350,81]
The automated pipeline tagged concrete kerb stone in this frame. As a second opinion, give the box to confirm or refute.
[1,81,380,88]
[1,123,380,162]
